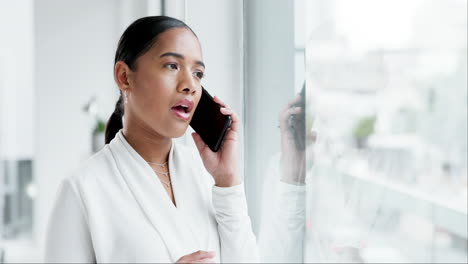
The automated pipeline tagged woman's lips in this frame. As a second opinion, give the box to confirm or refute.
[171,98,194,121]
[171,107,190,121]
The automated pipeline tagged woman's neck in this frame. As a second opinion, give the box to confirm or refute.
[122,118,172,165]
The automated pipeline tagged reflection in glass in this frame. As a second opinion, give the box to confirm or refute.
[305,0,467,262]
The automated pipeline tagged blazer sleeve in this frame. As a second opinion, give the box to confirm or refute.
[212,183,260,263]
[44,178,96,263]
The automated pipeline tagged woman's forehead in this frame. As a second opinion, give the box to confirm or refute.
[150,28,203,62]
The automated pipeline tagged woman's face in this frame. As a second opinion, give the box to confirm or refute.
[125,27,204,138]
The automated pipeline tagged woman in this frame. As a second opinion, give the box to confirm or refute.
[45,16,258,263]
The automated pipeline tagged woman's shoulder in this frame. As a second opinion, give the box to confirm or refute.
[67,145,117,188]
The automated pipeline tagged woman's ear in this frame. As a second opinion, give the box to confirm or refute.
[114,61,133,92]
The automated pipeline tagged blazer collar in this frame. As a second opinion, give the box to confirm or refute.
[108,130,206,262]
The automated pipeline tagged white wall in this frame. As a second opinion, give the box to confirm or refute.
[119,0,163,32]
[33,0,121,249]
[0,0,34,160]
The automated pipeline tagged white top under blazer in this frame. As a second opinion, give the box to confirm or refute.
[44,130,259,263]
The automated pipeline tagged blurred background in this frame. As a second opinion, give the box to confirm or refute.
[0,0,466,263]
[305,0,467,262]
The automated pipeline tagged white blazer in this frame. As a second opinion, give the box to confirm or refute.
[44,130,259,263]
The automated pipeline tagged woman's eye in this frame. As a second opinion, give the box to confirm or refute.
[194,71,204,79]
[164,63,178,70]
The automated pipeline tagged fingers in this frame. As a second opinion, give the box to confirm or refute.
[213,95,226,107]
[178,257,214,263]
[287,106,302,115]
[287,94,301,108]
[220,107,239,132]
[309,130,317,143]
[280,94,301,116]
[187,249,215,261]
[194,258,215,263]
[180,259,214,264]
[177,250,216,263]
[214,96,240,133]
[279,106,302,130]
[279,93,302,121]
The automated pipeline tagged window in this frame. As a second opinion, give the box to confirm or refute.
[306,0,467,262]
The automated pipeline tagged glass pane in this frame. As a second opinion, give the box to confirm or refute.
[306,0,467,262]
[249,0,307,262]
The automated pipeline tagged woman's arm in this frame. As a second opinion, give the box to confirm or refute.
[192,96,259,262]
[258,95,308,262]
[44,178,96,263]
[212,183,259,263]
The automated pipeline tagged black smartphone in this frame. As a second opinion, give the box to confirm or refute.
[190,87,232,152]
[288,84,306,151]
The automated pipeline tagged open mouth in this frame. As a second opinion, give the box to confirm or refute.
[171,99,194,121]
[171,105,190,113]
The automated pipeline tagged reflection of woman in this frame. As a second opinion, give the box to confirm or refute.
[258,86,363,263]
[258,86,308,263]
[45,16,258,263]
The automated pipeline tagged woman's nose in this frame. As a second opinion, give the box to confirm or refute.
[178,85,196,96]
[178,72,197,94]
[181,87,195,94]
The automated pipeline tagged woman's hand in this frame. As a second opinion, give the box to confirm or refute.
[176,250,216,263]
[278,95,306,185]
[192,96,241,187]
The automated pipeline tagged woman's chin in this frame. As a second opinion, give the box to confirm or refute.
[169,124,190,138]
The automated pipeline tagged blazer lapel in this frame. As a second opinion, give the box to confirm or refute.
[169,143,215,252]
[108,131,199,262]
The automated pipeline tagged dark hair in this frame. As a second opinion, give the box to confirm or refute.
[105,16,196,144]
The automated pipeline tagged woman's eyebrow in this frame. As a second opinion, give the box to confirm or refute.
[159,52,205,68]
